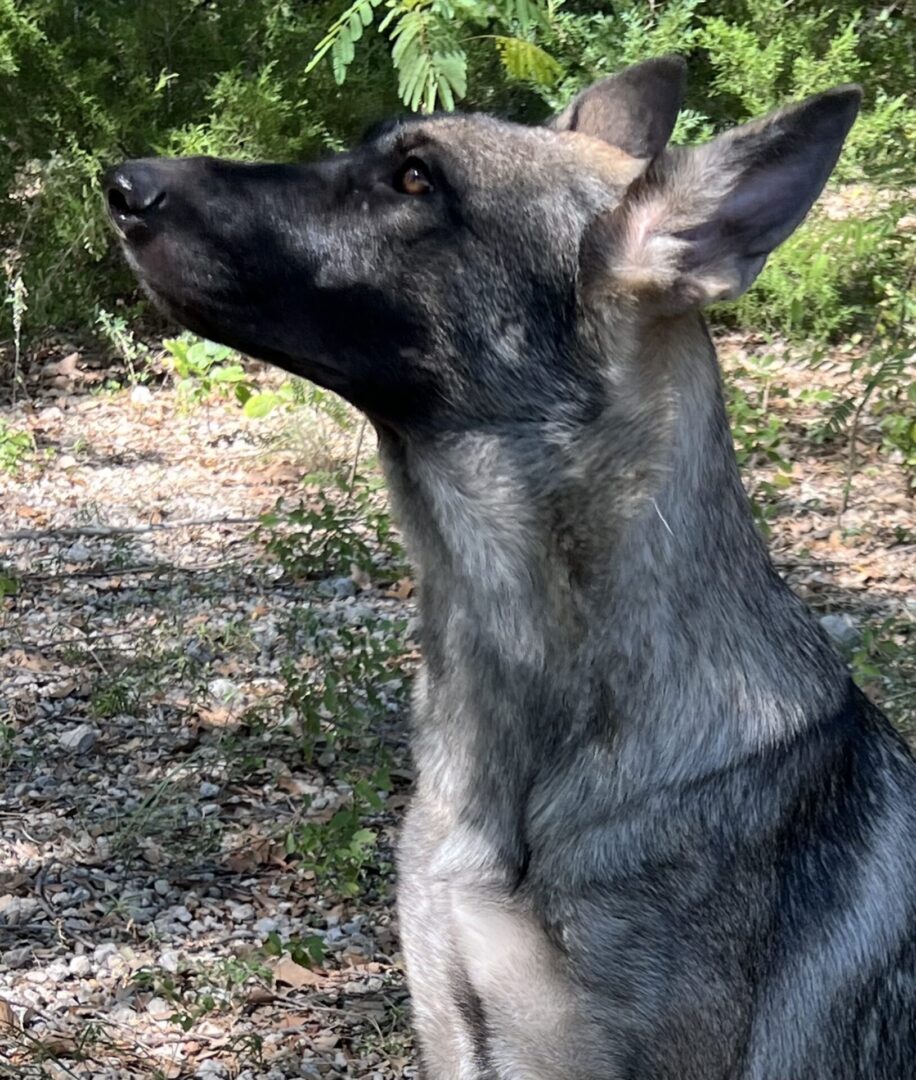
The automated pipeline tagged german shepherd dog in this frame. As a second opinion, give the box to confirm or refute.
[105,58,916,1078]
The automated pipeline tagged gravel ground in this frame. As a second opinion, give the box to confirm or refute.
[0,338,913,1077]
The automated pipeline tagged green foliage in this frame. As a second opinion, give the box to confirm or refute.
[726,205,911,341]
[264,930,326,967]
[258,478,404,581]
[281,608,410,761]
[95,308,153,384]
[0,420,33,473]
[725,358,793,523]
[284,772,391,897]
[162,335,254,409]
[134,954,272,1032]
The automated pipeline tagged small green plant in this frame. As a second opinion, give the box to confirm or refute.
[284,610,411,761]
[96,307,153,385]
[285,771,390,897]
[134,954,271,1031]
[258,475,403,580]
[0,421,34,474]
[879,398,916,491]
[0,720,15,767]
[848,615,915,738]
[725,365,793,523]
[264,930,326,966]
[90,680,136,719]
[162,335,253,408]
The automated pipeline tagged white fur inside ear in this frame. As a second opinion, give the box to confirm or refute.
[614,195,687,290]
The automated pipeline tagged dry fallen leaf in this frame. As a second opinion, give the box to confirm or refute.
[272,956,323,988]
[385,577,414,600]
[0,998,17,1031]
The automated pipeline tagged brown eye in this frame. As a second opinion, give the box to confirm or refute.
[396,159,433,196]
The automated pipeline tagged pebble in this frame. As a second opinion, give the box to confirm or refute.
[820,613,861,649]
[69,955,92,976]
[58,724,98,755]
[199,780,220,798]
[3,946,32,969]
[147,996,173,1020]
[208,678,239,704]
[318,576,356,599]
[63,542,92,563]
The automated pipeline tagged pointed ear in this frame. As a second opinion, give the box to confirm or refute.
[551,56,687,160]
[598,86,862,306]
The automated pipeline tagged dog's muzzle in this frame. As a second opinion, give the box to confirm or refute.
[104,161,169,240]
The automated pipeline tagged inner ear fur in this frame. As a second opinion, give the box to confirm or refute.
[586,85,863,308]
[551,55,687,162]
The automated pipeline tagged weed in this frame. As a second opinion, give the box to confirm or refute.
[162,334,254,409]
[95,307,152,385]
[0,421,33,474]
[89,680,137,720]
[725,361,793,524]
[134,953,271,1031]
[282,608,411,762]
[0,720,15,767]
[258,476,404,581]
[264,930,326,966]
[285,771,391,898]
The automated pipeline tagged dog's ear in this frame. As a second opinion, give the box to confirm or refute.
[586,86,862,307]
[551,56,686,160]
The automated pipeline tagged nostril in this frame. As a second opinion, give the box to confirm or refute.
[107,187,131,215]
[104,165,167,221]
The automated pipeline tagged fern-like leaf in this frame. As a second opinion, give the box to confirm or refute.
[305,0,384,84]
[493,35,562,86]
[389,8,467,113]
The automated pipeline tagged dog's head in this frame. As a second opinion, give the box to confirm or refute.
[105,58,859,429]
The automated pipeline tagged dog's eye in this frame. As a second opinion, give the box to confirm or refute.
[396,159,434,196]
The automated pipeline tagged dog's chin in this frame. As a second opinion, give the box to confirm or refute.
[136,274,351,394]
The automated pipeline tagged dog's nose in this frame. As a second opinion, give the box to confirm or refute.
[104,162,167,235]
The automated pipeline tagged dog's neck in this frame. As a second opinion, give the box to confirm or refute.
[379,314,847,820]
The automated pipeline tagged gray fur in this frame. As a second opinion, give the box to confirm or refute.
[105,60,916,1078]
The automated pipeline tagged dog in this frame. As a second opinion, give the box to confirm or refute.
[105,56,916,1078]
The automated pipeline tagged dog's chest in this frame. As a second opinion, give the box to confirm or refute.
[398,800,602,1079]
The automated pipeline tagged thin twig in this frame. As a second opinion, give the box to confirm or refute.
[346,417,370,498]
[1,515,262,542]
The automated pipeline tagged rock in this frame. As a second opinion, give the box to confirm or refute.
[196,1059,227,1078]
[130,384,153,406]
[158,950,181,974]
[58,724,98,755]
[147,997,173,1020]
[228,902,255,924]
[63,543,92,564]
[199,781,220,799]
[153,879,170,897]
[0,896,40,926]
[93,942,118,964]
[3,946,32,969]
[69,955,92,977]
[318,576,356,599]
[820,613,861,650]
[208,678,238,705]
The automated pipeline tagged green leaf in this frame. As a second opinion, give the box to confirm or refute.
[492,35,562,86]
[305,0,384,82]
[244,392,280,419]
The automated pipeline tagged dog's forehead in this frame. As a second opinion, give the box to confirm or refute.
[365,113,643,190]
